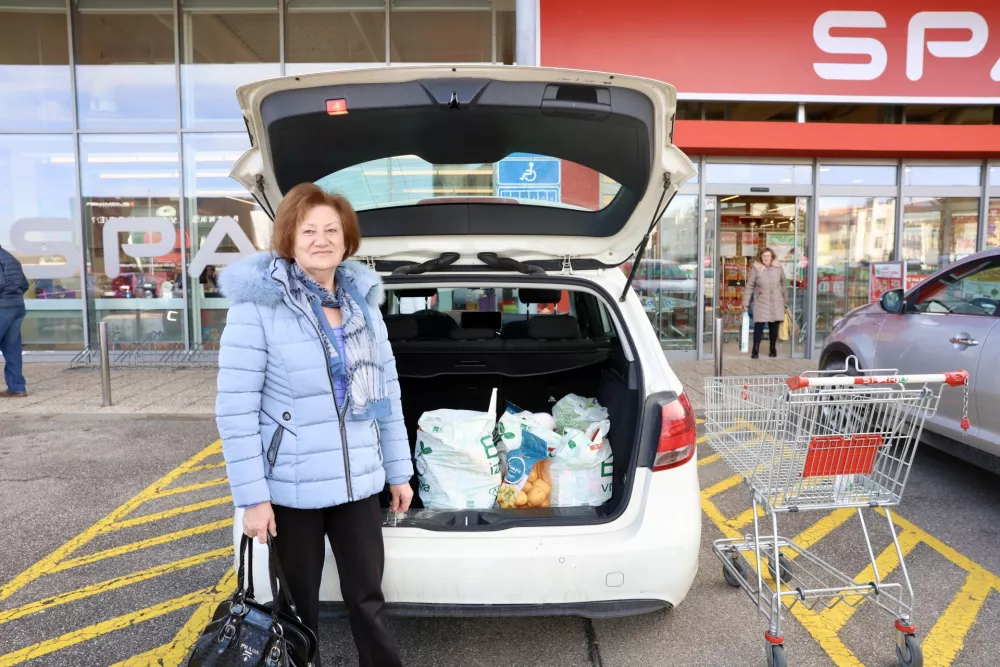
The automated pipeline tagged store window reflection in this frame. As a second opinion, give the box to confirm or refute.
[74,1,177,131]
[815,197,896,348]
[988,199,999,249]
[0,135,83,349]
[624,195,699,351]
[389,1,492,63]
[0,3,73,131]
[184,133,269,346]
[902,197,979,283]
[285,0,386,74]
[180,0,280,130]
[495,0,515,64]
[80,134,184,346]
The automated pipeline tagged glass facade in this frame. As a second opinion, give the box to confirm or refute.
[1,3,998,360]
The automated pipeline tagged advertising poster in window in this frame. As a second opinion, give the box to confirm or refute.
[741,231,757,258]
[719,231,737,257]
[765,232,801,278]
[869,262,906,304]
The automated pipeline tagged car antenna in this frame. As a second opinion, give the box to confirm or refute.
[620,173,672,302]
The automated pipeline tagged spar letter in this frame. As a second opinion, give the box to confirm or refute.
[9,217,82,280]
[186,216,257,279]
[813,11,888,81]
[907,12,988,81]
[103,217,175,279]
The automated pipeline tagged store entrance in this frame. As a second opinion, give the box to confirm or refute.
[711,195,809,359]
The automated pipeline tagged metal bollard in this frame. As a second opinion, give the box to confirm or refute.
[713,317,724,377]
[98,321,112,407]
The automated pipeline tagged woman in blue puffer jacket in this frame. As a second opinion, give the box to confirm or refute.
[216,183,412,667]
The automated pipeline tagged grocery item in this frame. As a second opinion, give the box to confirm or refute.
[415,388,502,509]
[549,420,614,507]
[496,402,563,459]
[496,429,552,509]
[553,394,609,431]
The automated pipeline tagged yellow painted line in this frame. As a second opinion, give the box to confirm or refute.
[105,496,233,532]
[0,548,231,625]
[883,509,1000,581]
[923,569,996,665]
[819,530,921,632]
[155,477,229,499]
[789,508,854,553]
[49,519,233,573]
[697,453,720,467]
[0,587,214,667]
[186,461,227,473]
[0,440,222,605]
[702,474,744,500]
[107,568,237,667]
[700,495,740,540]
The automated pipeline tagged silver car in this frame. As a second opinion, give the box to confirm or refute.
[820,248,1000,472]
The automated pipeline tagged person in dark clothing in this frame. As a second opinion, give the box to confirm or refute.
[0,245,29,397]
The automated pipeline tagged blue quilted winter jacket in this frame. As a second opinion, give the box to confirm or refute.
[215,252,414,509]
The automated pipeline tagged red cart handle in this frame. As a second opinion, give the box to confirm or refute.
[785,371,969,391]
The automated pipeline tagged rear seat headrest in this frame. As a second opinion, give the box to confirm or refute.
[449,328,497,341]
[519,289,562,304]
[413,309,457,338]
[528,315,581,340]
[396,288,437,298]
[385,315,419,341]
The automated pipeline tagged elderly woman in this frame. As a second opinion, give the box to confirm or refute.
[742,246,789,359]
[216,183,412,667]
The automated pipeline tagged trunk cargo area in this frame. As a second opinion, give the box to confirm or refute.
[376,284,643,529]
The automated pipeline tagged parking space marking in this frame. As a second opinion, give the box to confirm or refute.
[108,497,233,531]
[48,519,233,573]
[0,588,216,667]
[0,548,231,625]
[700,466,1000,667]
[0,440,224,605]
[0,439,236,667]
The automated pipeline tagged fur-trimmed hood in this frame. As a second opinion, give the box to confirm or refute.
[218,252,384,310]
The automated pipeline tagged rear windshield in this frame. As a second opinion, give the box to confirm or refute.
[315,154,618,212]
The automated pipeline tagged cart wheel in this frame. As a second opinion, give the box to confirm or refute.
[896,634,923,667]
[767,554,793,584]
[766,643,787,667]
[723,555,746,588]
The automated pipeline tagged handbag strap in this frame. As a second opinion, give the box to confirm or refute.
[236,534,256,601]
[266,535,300,618]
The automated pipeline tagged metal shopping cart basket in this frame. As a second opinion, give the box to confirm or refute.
[703,358,970,667]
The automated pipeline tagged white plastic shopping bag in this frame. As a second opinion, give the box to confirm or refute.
[549,420,614,507]
[739,311,751,354]
[415,388,502,509]
[552,394,610,431]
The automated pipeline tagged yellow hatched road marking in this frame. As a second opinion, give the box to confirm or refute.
[702,472,1000,667]
[186,461,227,473]
[698,453,720,467]
[106,496,233,532]
[155,477,229,499]
[107,569,237,667]
[922,569,996,666]
[49,519,233,573]
[0,587,215,667]
[0,548,231,625]
[0,439,222,605]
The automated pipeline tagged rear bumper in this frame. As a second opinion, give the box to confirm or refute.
[320,599,670,620]
[234,458,701,615]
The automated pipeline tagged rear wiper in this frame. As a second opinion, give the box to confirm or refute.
[391,252,460,276]
[477,253,546,275]
[620,174,673,302]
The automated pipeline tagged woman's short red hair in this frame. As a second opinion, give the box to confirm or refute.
[271,183,361,260]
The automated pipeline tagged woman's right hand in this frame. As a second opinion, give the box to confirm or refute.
[243,501,277,544]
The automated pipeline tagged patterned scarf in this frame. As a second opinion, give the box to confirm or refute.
[289,262,387,418]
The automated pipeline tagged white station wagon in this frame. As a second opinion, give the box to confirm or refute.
[229,65,701,619]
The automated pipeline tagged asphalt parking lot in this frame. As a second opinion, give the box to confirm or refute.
[2,416,998,667]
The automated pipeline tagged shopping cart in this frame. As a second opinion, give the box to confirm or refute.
[703,358,970,667]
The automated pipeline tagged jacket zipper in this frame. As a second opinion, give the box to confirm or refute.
[266,425,284,476]
[274,271,354,502]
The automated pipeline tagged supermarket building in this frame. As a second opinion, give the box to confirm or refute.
[1,0,999,362]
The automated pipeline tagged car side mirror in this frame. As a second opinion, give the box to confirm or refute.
[879,288,905,314]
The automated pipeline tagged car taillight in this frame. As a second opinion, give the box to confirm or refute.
[653,393,696,471]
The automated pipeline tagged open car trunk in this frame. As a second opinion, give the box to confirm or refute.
[376,281,643,531]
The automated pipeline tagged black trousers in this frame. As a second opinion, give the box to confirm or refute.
[752,321,780,355]
[272,497,401,667]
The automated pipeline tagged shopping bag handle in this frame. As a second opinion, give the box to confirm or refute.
[786,370,968,391]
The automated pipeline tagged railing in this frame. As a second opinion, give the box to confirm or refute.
[69,330,219,371]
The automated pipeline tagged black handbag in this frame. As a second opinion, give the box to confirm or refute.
[187,534,318,667]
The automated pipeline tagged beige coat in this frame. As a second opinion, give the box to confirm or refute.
[742,262,788,323]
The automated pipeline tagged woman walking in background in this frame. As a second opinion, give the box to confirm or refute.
[742,247,788,359]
